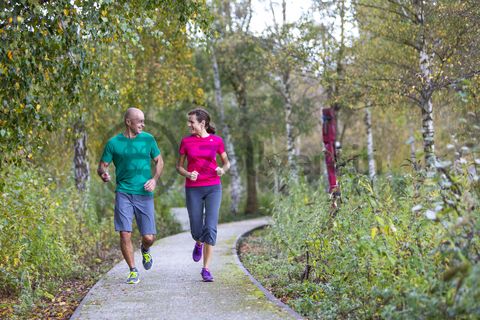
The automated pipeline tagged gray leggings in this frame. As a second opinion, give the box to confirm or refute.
[185,184,222,246]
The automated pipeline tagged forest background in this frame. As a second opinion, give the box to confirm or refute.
[0,0,479,319]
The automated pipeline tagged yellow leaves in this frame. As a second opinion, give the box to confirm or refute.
[13,257,20,267]
[15,82,20,90]
[63,9,69,16]
[8,17,13,24]
[58,21,64,33]
[371,227,378,240]
[36,104,41,111]
[7,51,13,61]
[304,195,309,204]
[42,291,55,301]
[195,88,204,98]
[101,10,108,17]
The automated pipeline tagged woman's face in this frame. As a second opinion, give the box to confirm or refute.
[187,114,204,135]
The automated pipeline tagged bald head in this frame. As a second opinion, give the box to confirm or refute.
[124,107,144,124]
[124,107,145,136]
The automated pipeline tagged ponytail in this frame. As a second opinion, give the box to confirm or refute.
[206,122,216,134]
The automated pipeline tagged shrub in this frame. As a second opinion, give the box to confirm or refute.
[256,164,479,319]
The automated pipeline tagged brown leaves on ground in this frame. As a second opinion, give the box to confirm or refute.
[30,278,95,320]
[0,295,16,319]
[1,246,121,319]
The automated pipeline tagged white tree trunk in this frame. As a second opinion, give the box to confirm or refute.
[415,1,436,170]
[420,92,436,169]
[282,74,298,181]
[409,127,418,171]
[271,134,280,194]
[74,118,89,191]
[211,46,242,214]
[365,104,376,182]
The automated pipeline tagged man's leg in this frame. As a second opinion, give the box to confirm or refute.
[115,192,139,283]
[120,231,135,268]
[141,234,155,251]
[133,195,157,270]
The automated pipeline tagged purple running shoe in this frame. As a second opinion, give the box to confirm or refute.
[201,268,214,282]
[192,242,203,262]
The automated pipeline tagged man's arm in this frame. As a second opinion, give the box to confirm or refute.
[97,161,111,182]
[144,155,164,192]
[152,154,164,181]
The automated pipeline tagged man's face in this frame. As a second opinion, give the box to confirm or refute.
[126,111,145,134]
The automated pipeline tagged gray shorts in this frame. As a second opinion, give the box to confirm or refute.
[114,192,156,235]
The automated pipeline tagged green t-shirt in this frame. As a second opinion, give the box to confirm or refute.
[101,132,161,196]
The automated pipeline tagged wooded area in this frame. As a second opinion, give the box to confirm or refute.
[1,0,479,318]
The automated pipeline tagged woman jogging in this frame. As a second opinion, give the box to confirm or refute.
[176,108,230,282]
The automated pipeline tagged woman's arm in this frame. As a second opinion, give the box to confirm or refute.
[176,154,198,180]
[216,152,230,176]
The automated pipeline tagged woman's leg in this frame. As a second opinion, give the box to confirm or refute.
[185,187,205,242]
[203,244,213,269]
[202,185,222,269]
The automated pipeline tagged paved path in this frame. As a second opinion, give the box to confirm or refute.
[71,214,300,320]
[171,207,190,231]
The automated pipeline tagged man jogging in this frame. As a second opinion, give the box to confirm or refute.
[98,107,164,284]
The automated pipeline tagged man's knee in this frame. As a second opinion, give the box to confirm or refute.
[142,234,155,246]
[120,231,132,242]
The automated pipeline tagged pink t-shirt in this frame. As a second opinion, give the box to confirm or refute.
[179,134,225,187]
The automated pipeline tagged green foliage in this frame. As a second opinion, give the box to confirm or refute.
[0,164,111,304]
[0,0,211,162]
[243,164,479,319]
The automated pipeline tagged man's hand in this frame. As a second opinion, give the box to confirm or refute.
[101,172,111,182]
[144,178,157,192]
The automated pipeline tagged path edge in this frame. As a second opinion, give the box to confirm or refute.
[70,270,110,320]
[233,224,304,320]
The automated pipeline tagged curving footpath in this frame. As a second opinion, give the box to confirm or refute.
[71,215,302,320]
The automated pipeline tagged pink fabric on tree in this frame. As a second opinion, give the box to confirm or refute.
[322,108,338,193]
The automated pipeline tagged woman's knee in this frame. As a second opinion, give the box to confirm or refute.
[202,227,217,245]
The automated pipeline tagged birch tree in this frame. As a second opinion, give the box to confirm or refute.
[364,103,376,181]
[211,45,242,214]
[355,0,480,170]
[213,0,263,214]
[263,0,301,180]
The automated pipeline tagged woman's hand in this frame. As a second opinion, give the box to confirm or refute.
[215,167,225,176]
[189,171,199,181]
